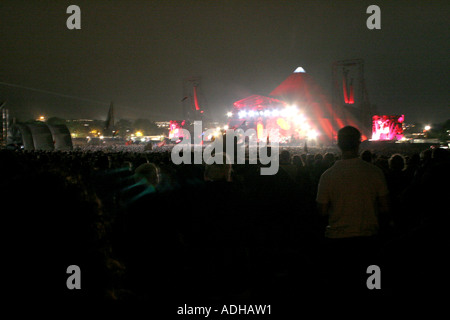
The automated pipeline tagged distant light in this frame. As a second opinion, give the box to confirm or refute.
[294,67,306,73]
[424,125,431,131]
[227,112,233,117]
[136,131,143,137]
[224,125,229,130]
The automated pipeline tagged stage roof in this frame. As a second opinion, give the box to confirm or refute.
[269,68,318,102]
[233,94,287,110]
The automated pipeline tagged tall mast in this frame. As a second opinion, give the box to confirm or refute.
[105,101,115,135]
[182,77,204,123]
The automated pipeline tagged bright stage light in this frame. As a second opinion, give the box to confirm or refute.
[248,110,256,117]
[238,111,247,118]
[424,125,431,131]
[227,112,233,117]
[272,109,279,117]
[264,110,271,117]
[280,105,299,118]
[224,125,229,130]
[277,118,290,130]
[303,123,310,131]
[256,123,264,140]
[307,130,319,139]
[294,114,306,124]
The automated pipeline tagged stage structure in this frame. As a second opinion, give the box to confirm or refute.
[0,102,9,147]
[371,115,404,141]
[182,77,205,123]
[104,102,116,136]
[7,122,73,151]
[227,65,373,144]
[332,59,373,140]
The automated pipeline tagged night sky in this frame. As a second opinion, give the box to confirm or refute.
[1,0,448,124]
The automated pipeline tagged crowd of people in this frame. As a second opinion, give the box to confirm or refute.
[1,134,448,305]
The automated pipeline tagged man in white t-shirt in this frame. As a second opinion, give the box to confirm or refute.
[316,126,389,293]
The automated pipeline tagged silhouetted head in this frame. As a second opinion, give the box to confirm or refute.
[389,154,405,172]
[361,150,373,163]
[204,163,232,182]
[407,153,420,167]
[292,155,303,167]
[204,153,232,182]
[314,153,323,162]
[337,126,361,152]
[323,152,336,166]
[134,162,160,186]
[280,150,291,164]
[420,149,432,164]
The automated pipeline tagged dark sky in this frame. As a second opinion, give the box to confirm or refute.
[1,0,448,124]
